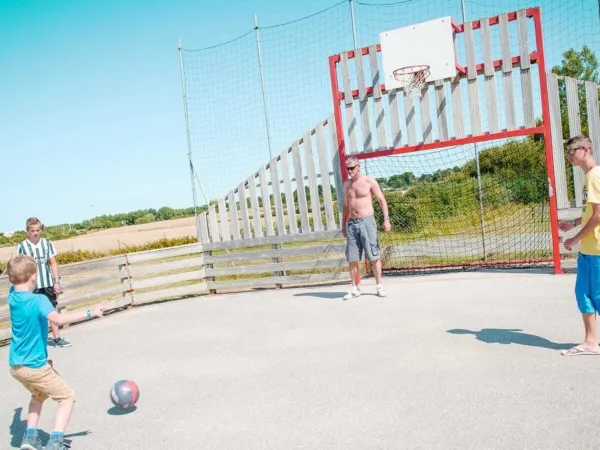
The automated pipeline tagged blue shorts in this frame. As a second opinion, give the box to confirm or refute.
[575,252,600,314]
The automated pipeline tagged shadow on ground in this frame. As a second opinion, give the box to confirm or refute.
[107,406,137,416]
[447,328,576,350]
[9,408,90,448]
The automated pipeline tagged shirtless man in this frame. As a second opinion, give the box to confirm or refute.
[341,157,391,300]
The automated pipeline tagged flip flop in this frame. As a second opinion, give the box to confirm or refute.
[561,346,600,356]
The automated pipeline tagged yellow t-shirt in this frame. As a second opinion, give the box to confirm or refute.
[580,165,600,255]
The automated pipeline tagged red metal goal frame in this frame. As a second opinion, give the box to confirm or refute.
[328,7,562,275]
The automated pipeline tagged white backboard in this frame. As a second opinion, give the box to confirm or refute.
[380,16,457,91]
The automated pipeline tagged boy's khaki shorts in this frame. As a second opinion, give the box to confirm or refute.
[10,360,75,403]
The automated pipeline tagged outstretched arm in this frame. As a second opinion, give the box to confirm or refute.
[371,178,391,232]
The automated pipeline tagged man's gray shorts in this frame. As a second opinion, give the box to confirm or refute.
[345,215,381,263]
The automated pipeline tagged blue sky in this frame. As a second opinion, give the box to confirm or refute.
[1,0,598,233]
[0,0,332,232]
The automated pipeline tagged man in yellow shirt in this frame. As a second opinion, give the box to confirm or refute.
[559,135,600,356]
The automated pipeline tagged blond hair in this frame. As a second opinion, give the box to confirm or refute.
[7,255,37,285]
[26,217,42,231]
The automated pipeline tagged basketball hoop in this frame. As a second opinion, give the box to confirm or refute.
[393,64,430,98]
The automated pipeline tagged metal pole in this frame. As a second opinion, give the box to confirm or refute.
[178,38,201,242]
[254,14,274,161]
[460,0,487,261]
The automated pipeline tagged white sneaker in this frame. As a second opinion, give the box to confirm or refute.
[343,286,362,300]
[376,284,387,297]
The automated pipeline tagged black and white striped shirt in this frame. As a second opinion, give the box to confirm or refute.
[16,238,57,289]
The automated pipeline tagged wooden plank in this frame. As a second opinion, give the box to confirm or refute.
[328,117,344,227]
[303,132,322,232]
[292,141,310,232]
[227,190,241,241]
[59,284,125,308]
[499,13,517,131]
[131,269,206,290]
[434,80,449,141]
[341,53,358,155]
[61,271,125,290]
[128,256,203,278]
[133,282,207,305]
[388,90,402,147]
[127,243,202,263]
[566,77,584,206]
[259,167,274,236]
[585,81,600,162]
[218,197,230,242]
[269,156,286,235]
[58,255,126,276]
[199,211,210,243]
[208,203,220,242]
[208,272,350,290]
[547,72,569,209]
[481,19,499,133]
[370,45,387,150]
[247,174,263,238]
[238,181,252,239]
[317,121,336,230]
[420,87,432,143]
[465,22,482,136]
[202,229,342,251]
[517,10,535,128]
[205,243,347,264]
[207,257,347,277]
[355,52,373,153]
[280,149,298,234]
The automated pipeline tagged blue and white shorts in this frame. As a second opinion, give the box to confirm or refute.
[575,252,600,314]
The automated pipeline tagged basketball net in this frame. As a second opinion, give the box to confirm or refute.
[393,65,430,99]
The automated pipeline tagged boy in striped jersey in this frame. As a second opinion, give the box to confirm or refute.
[17,217,72,348]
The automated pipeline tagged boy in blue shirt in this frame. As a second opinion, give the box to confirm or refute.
[7,255,104,450]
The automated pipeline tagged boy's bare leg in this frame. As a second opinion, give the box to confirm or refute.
[52,400,74,433]
[581,313,600,351]
[50,321,60,340]
[27,400,43,429]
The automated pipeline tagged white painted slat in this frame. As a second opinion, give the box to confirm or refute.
[388,90,402,147]
[465,22,482,136]
[370,45,387,150]
[586,81,600,162]
[208,204,220,242]
[328,117,344,226]
[269,157,286,235]
[247,174,262,238]
[292,141,310,232]
[451,77,464,138]
[404,94,417,145]
[547,72,568,209]
[517,10,535,128]
[435,80,449,141]
[259,166,274,236]
[238,182,251,239]
[218,197,230,242]
[420,87,432,143]
[280,149,297,234]
[317,120,336,229]
[566,77,584,206]
[303,132,323,232]
[500,13,517,131]
[355,53,373,153]
[341,53,358,155]
[482,19,499,133]
[198,211,210,243]
[227,190,241,240]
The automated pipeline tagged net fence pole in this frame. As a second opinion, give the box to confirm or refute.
[178,38,201,242]
[461,0,487,262]
[254,14,274,161]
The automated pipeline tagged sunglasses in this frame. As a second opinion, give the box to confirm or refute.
[566,146,587,155]
[346,165,358,171]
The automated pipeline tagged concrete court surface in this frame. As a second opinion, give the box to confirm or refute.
[1,269,598,449]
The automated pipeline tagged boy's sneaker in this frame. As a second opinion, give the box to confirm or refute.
[20,433,42,450]
[343,285,362,300]
[376,284,387,297]
[53,337,72,348]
